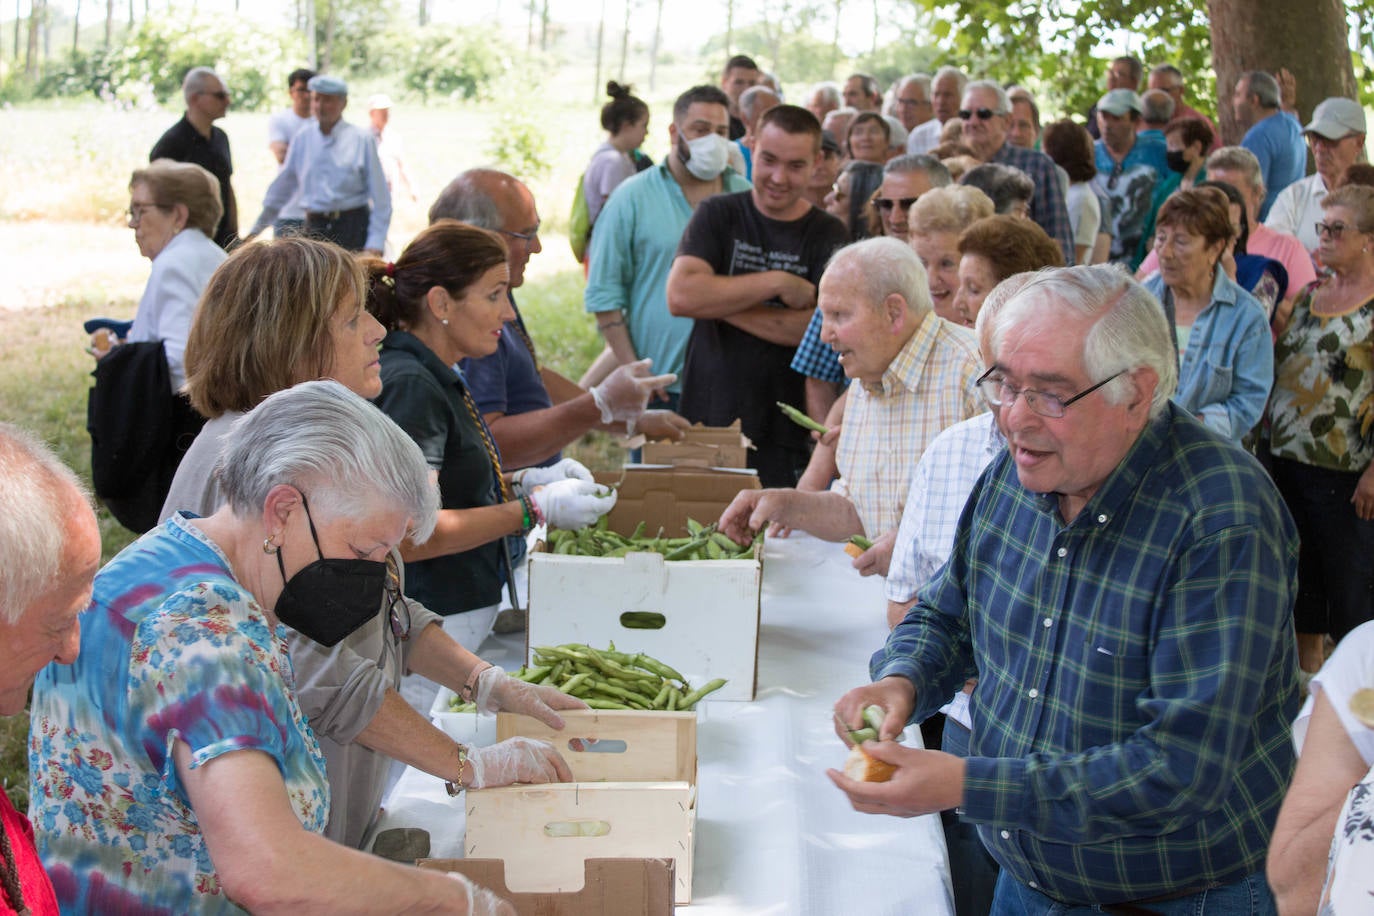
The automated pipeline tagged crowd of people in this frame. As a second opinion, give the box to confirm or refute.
[0,47,1369,915]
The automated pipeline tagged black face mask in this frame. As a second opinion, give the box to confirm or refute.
[273,496,388,647]
[1166,150,1190,174]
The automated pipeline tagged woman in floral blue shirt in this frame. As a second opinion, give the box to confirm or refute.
[28,381,511,915]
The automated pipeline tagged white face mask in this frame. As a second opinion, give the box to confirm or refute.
[681,132,730,180]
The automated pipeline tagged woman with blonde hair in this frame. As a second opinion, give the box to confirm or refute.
[907,185,994,321]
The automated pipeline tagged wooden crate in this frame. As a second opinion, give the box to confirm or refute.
[496,710,696,783]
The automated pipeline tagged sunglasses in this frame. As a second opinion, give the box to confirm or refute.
[959,107,998,121]
[874,197,919,211]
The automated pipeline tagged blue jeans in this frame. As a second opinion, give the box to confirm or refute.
[989,870,1276,916]
[941,717,999,916]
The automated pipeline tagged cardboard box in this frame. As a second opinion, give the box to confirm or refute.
[466,711,697,904]
[417,857,674,915]
[640,420,750,469]
[530,465,762,702]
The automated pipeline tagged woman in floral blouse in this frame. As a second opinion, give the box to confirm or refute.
[28,382,511,915]
[1267,184,1374,675]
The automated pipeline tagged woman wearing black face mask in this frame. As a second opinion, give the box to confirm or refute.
[164,237,584,854]
[29,381,551,914]
[1164,117,1214,192]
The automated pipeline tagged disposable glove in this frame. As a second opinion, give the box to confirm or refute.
[590,358,677,424]
[512,458,594,494]
[473,665,587,728]
[530,478,616,530]
[466,736,573,788]
[444,873,516,915]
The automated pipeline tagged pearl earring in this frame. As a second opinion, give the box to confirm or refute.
[442,318,450,325]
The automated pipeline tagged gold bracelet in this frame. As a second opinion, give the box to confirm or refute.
[444,743,470,797]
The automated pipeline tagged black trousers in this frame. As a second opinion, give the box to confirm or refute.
[305,206,369,251]
[1272,456,1374,640]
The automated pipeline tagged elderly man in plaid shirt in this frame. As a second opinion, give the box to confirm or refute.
[832,265,1299,915]
[717,236,983,576]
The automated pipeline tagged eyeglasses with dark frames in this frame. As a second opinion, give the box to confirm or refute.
[1315,221,1350,240]
[126,203,171,222]
[384,553,411,641]
[498,225,541,244]
[975,366,1126,418]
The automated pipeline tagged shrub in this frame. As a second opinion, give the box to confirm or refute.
[405,26,512,102]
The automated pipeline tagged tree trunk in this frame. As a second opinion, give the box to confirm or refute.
[1207,0,1356,145]
[103,0,112,48]
[725,0,732,56]
[594,0,604,103]
[24,0,40,77]
[539,0,549,52]
[870,0,878,54]
[617,0,630,81]
[647,0,663,90]
[525,0,534,51]
[418,0,427,27]
[322,0,335,71]
[830,0,841,76]
[127,0,132,27]
[71,0,79,56]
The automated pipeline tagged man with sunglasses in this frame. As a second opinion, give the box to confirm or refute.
[959,80,1075,265]
[150,66,237,249]
[1266,97,1368,259]
[832,265,1299,915]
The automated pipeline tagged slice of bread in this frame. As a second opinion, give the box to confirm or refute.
[844,744,897,782]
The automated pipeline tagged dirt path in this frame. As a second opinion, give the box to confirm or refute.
[0,221,147,312]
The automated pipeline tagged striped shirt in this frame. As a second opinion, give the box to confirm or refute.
[832,313,982,536]
[872,404,1300,905]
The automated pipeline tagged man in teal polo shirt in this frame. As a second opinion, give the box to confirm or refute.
[584,84,752,411]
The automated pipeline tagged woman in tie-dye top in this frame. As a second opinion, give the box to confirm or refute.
[27,381,510,914]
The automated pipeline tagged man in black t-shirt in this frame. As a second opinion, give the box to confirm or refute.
[149,66,237,249]
[667,104,848,487]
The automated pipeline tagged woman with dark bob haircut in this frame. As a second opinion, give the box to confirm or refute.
[1042,118,1108,265]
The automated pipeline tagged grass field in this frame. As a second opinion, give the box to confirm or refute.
[0,71,716,795]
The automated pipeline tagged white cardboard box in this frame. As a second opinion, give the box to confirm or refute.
[465,711,697,904]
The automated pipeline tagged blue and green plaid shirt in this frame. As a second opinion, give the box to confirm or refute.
[873,404,1299,906]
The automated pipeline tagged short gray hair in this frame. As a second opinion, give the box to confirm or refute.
[0,425,90,624]
[898,74,932,97]
[960,163,1034,215]
[974,271,1039,359]
[429,170,503,229]
[809,82,841,108]
[183,67,223,105]
[963,79,1011,115]
[217,380,439,542]
[826,236,933,319]
[1140,89,1176,126]
[933,66,968,93]
[989,265,1178,416]
[739,85,780,122]
[884,153,953,187]
[1242,71,1280,110]
[1206,145,1266,199]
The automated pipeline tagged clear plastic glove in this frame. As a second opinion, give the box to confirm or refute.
[466,736,573,788]
[590,358,677,424]
[445,872,516,915]
[531,478,616,530]
[512,457,594,494]
[473,665,588,727]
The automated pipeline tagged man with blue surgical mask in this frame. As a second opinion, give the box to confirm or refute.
[583,85,753,414]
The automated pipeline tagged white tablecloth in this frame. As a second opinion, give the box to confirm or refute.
[373,532,953,914]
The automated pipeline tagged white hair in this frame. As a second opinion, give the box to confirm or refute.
[809,82,841,108]
[963,79,1011,115]
[216,380,440,542]
[988,265,1178,416]
[898,73,932,96]
[933,66,968,92]
[739,85,781,122]
[0,424,90,624]
[826,236,933,319]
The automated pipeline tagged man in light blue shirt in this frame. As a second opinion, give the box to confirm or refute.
[584,84,752,409]
[1235,70,1305,221]
[248,74,390,254]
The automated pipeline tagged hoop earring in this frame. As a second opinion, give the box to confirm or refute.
[263,537,280,555]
